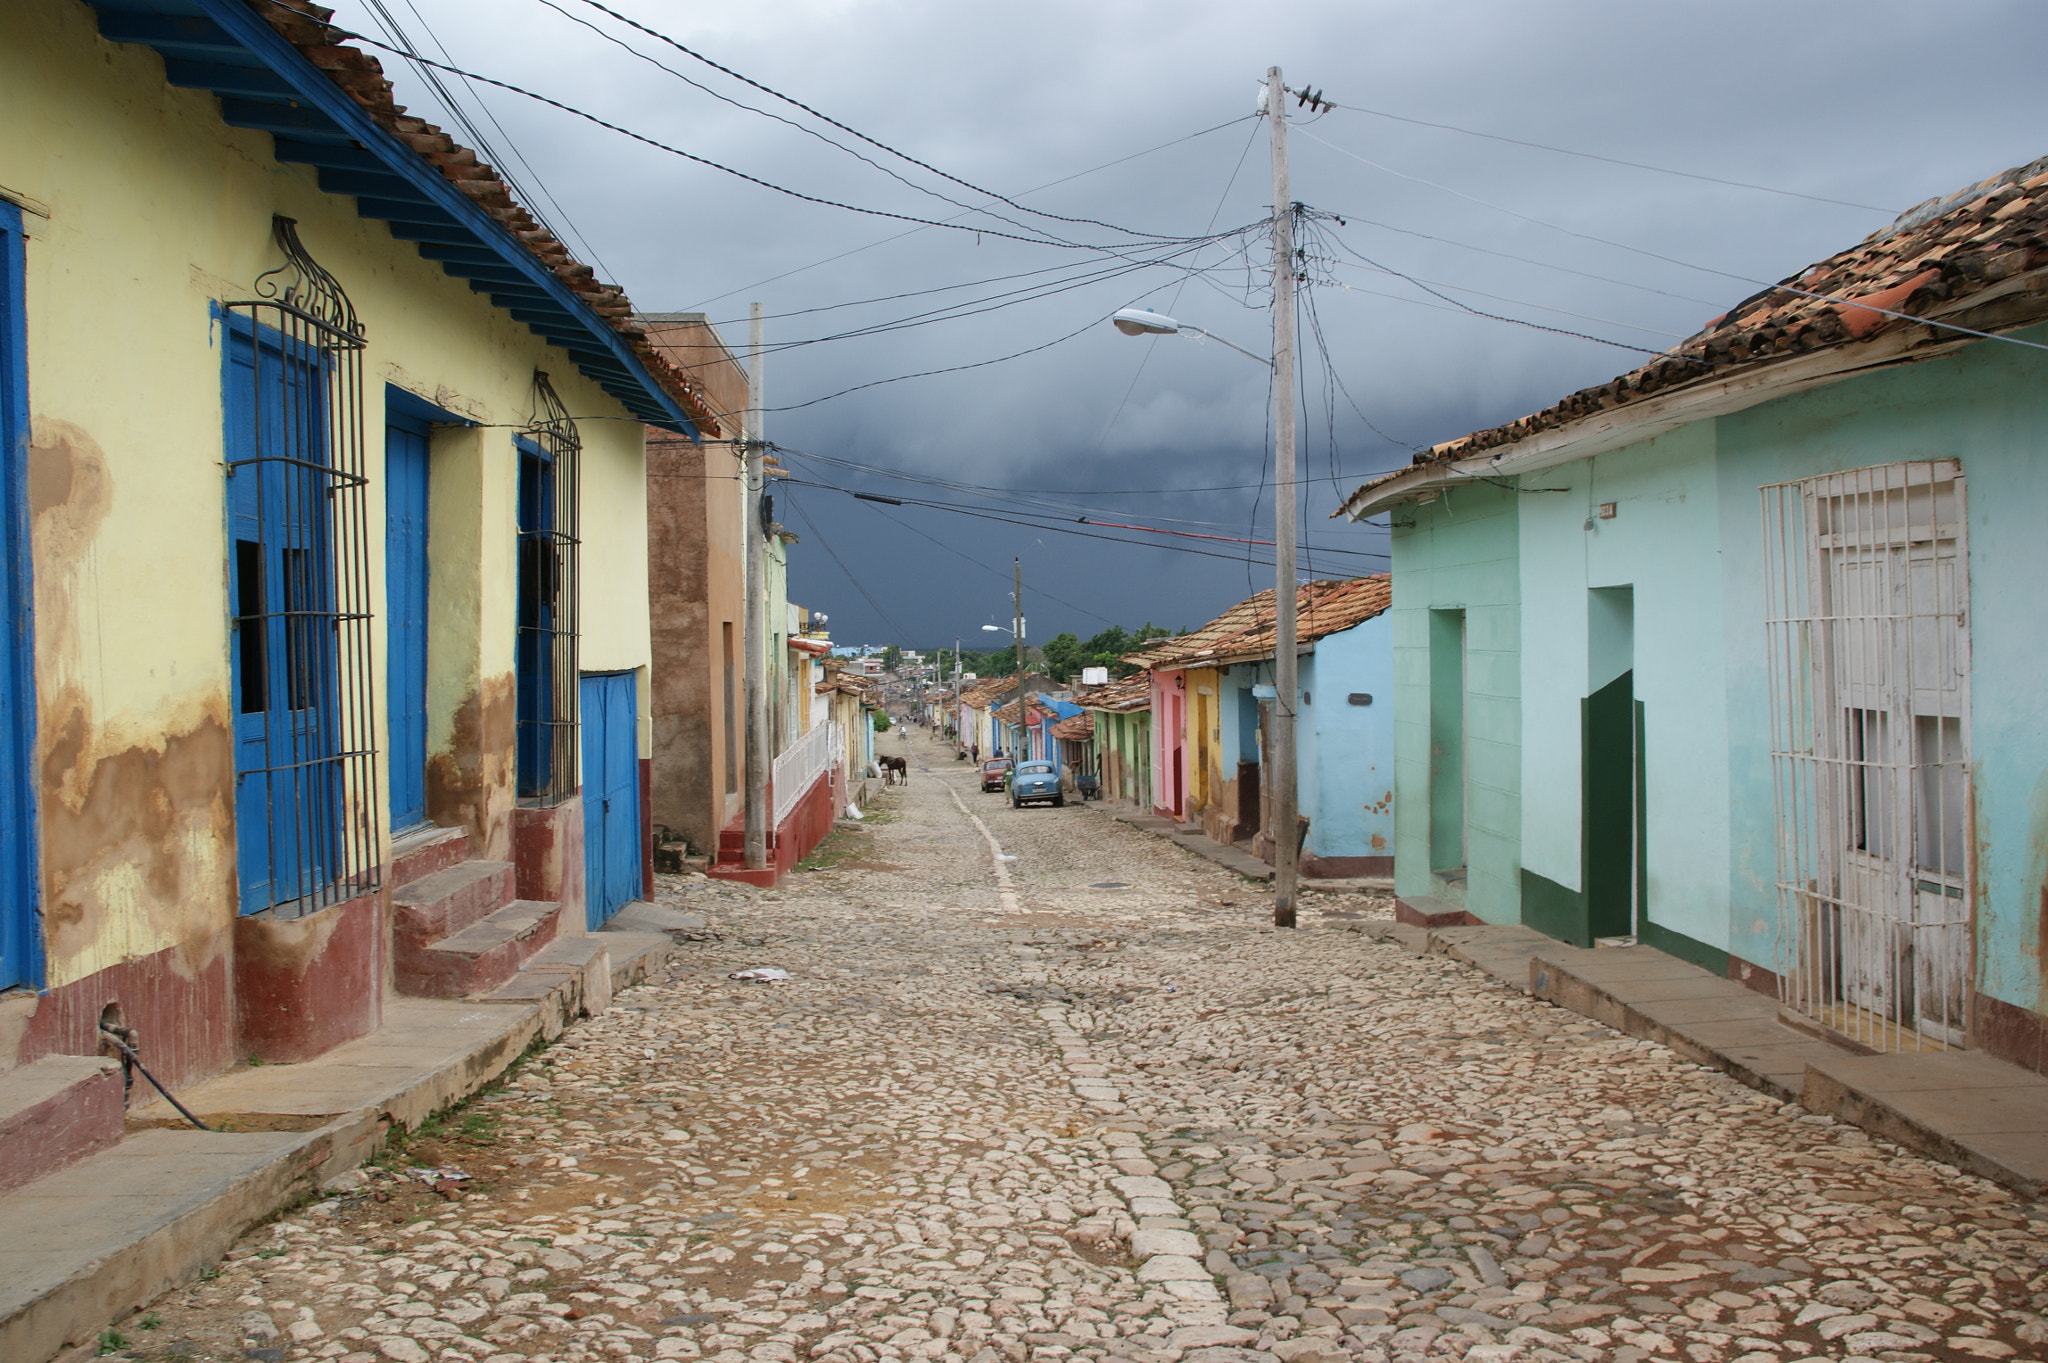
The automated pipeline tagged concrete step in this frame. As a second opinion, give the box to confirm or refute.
[1394,894,1477,928]
[1803,1050,2048,1200]
[388,824,470,891]
[390,858,515,944]
[0,1055,125,1199]
[395,898,565,1000]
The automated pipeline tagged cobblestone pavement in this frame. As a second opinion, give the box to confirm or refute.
[128,731,2048,1363]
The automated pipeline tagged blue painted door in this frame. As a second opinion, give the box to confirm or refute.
[0,202,37,989]
[516,439,556,796]
[580,671,640,928]
[385,412,431,831]
[226,319,339,915]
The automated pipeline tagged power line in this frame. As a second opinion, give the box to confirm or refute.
[681,116,1259,313]
[1309,216,1705,363]
[337,29,1203,253]
[534,0,1124,248]
[783,477,1387,569]
[568,0,1203,242]
[783,491,918,642]
[850,499,1116,627]
[1330,104,1896,213]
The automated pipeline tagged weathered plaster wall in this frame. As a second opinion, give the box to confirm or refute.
[1390,482,1520,921]
[1304,617,1395,861]
[1713,322,2048,1025]
[2,0,652,1002]
[1516,423,1731,950]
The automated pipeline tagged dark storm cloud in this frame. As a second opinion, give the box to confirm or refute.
[333,0,2048,645]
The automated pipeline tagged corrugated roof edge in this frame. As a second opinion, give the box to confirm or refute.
[1338,153,2048,520]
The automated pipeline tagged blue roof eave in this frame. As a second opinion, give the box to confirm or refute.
[87,0,698,437]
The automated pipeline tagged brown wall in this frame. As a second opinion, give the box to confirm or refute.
[643,316,748,853]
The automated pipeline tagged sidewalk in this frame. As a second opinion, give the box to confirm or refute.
[1346,919,2048,1200]
[1,923,676,1363]
[1092,804,1394,893]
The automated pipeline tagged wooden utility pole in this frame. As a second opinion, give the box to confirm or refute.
[742,303,769,869]
[1011,559,1026,760]
[1267,66,1301,929]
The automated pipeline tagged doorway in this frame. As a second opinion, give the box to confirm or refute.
[384,408,431,832]
[227,318,340,915]
[1583,587,1642,940]
[1762,461,1971,1050]
[581,671,642,928]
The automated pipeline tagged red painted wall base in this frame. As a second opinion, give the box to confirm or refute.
[706,771,842,888]
[234,888,385,1064]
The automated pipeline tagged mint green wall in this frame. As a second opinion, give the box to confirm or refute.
[1714,321,2048,1015]
[1391,483,1520,920]
[1516,423,1731,950]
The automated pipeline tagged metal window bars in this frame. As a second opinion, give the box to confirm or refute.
[1761,460,1971,1052]
[224,216,380,918]
[516,371,581,806]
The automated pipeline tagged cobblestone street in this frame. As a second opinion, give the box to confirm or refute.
[132,733,2048,1363]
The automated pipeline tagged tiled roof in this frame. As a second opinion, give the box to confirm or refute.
[1074,672,1152,714]
[1340,154,2048,514]
[1049,712,1094,742]
[958,677,1015,709]
[243,0,725,436]
[1126,577,1392,671]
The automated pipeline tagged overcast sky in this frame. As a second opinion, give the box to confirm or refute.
[332,0,2048,650]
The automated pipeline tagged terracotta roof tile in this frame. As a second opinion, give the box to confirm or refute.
[1075,671,1152,714]
[1050,712,1094,742]
[1344,154,2048,495]
[1127,577,1391,671]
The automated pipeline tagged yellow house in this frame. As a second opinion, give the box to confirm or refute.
[0,0,719,1100]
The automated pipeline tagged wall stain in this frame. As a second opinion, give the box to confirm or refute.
[2023,770,2048,1013]
[37,690,235,982]
[425,673,517,860]
[28,419,114,677]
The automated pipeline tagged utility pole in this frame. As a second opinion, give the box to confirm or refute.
[1267,66,1301,930]
[1012,559,1026,761]
[742,303,769,870]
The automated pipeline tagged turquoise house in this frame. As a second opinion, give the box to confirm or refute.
[1340,156,2048,1069]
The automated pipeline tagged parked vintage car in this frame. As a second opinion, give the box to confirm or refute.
[1009,760,1064,808]
[979,758,1013,792]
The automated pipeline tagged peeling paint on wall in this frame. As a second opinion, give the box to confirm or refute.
[425,672,516,861]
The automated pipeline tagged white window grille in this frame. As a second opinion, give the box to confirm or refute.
[1761,460,1971,1052]
[772,719,841,825]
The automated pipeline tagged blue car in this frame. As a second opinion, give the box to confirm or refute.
[1010,760,1064,808]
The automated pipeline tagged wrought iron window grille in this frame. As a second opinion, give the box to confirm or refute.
[517,370,581,807]
[224,216,381,919]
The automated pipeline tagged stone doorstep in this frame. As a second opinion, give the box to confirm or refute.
[387,824,470,892]
[0,1055,125,1199]
[5,993,569,1363]
[390,859,518,942]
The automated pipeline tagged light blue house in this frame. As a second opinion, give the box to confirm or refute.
[1135,578,1394,877]
[1340,156,2048,1068]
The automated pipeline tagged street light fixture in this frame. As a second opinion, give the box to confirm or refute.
[1110,309,1271,368]
[1107,67,1302,929]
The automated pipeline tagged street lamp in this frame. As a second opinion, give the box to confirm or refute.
[1107,67,1302,929]
[1111,309,1272,368]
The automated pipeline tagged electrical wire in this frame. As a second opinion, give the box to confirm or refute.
[567,0,1205,242]
[851,499,1116,627]
[1330,104,1896,213]
[682,116,1260,313]
[337,30,1209,253]
[783,477,1387,569]
[783,491,919,642]
[370,0,620,281]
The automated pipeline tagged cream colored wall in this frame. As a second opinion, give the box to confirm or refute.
[6,0,652,987]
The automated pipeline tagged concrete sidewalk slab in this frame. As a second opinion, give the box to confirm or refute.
[1804,1051,2048,1198]
[0,1126,339,1363]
